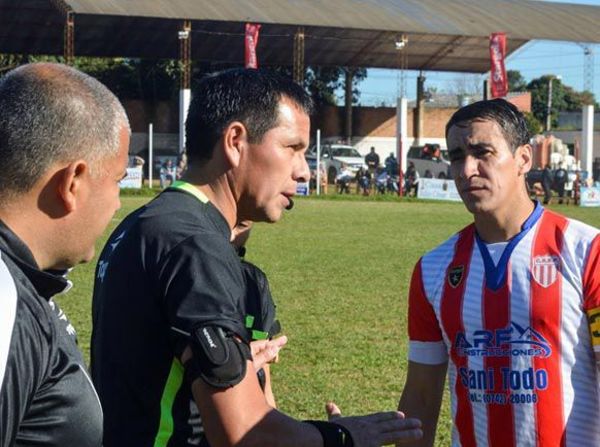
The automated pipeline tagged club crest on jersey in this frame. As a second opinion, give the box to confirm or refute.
[448,265,464,288]
[531,255,560,288]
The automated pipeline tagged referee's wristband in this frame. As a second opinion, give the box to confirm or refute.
[303,420,354,447]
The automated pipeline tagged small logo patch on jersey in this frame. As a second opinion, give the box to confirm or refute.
[448,265,464,288]
[587,307,600,348]
[532,255,560,288]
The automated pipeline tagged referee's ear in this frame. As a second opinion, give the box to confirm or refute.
[222,121,248,169]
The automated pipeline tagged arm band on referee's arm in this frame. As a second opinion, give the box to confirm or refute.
[304,420,354,447]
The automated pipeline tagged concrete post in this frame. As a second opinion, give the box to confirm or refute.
[396,97,408,196]
[582,104,594,175]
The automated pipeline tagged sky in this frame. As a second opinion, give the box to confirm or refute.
[352,0,600,106]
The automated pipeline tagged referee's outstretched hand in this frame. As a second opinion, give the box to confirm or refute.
[250,335,288,371]
[325,401,423,446]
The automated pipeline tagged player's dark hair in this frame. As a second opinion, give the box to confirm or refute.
[186,68,313,163]
[445,98,530,152]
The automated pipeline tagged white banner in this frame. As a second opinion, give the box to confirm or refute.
[417,178,461,202]
[580,186,600,207]
[120,167,143,189]
[296,182,310,196]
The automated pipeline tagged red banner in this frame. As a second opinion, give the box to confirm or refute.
[245,23,261,68]
[489,32,508,98]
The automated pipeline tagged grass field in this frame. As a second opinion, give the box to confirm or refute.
[57,195,599,445]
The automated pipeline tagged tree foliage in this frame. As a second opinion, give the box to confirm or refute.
[526,74,599,128]
[507,70,527,92]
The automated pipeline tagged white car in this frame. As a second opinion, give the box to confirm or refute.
[306,144,366,184]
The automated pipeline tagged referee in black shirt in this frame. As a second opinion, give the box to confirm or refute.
[91,68,422,447]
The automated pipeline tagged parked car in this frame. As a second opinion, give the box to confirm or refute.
[406,145,450,178]
[306,144,366,184]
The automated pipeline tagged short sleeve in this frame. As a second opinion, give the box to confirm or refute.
[407,259,448,365]
[240,260,278,338]
[582,235,600,353]
[158,232,248,342]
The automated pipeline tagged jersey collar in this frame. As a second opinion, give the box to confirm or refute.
[0,219,71,298]
[167,180,209,203]
[475,200,544,291]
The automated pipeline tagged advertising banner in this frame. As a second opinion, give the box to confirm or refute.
[296,182,309,196]
[417,178,462,202]
[489,32,508,98]
[580,186,600,207]
[245,23,261,69]
[120,167,143,189]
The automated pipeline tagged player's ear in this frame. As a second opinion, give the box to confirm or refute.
[515,144,533,176]
[57,160,89,212]
[222,121,248,169]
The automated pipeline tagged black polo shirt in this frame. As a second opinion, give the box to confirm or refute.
[91,184,277,447]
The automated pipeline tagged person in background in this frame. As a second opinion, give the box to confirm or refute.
[399,98,600,446]
[0,62,130,446]
[365,146,380,173]
[541,164,553,204]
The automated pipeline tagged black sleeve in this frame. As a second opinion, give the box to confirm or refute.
[157,232,249,345]
[240,260,279,338]
[0,296,51,447]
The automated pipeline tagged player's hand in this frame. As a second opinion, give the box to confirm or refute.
[250,336,287,371]
[325,401,422,446]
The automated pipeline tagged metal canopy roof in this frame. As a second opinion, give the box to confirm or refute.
[1,0,599,73]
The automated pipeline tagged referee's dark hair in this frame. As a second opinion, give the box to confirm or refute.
[185,68,313,164]
[445,98,530,153]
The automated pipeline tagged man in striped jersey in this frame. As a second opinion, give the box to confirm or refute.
[398,99,600,446]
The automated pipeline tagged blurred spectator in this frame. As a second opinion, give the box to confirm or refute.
[553,163,568,204]
[542,164,553,204]
[424,169,433,179]
[176,152,188,179]
[365,146,380,175]
[159,159,177,188]
[405,162,419,196]
[336,163,353,194]
[385,152,398,176]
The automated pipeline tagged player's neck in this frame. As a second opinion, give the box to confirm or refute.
[473,197,535,243]
[180,169,237,230]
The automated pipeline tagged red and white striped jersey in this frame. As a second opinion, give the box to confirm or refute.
[408,204,600,447]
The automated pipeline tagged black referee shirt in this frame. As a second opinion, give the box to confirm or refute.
[91,185,276,447]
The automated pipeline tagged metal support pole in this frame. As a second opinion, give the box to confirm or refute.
[316,129,321,195]
[179,20,192,155]
[546,78,554,132]
[148,123,154,188]
[64,11,74,65]
[414,74,425,146]
[293,27,305,84]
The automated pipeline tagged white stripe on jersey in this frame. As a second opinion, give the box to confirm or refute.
[0,251,18,392]
[460,247,488,447]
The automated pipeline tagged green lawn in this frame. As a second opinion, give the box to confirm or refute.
[57,195,599,446]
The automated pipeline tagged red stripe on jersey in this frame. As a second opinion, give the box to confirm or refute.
[408,259,444,342]
[531,211,568,446]
[441,225,477,447]
[583,234,600,311]
[483,268,515,447]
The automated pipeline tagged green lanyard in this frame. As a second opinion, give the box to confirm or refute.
[168,180,209,204]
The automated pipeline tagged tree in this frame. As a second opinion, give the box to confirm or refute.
[527,75,598,128]
[507,70,527,92]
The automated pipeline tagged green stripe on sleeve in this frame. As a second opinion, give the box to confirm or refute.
[153,358,184,447]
